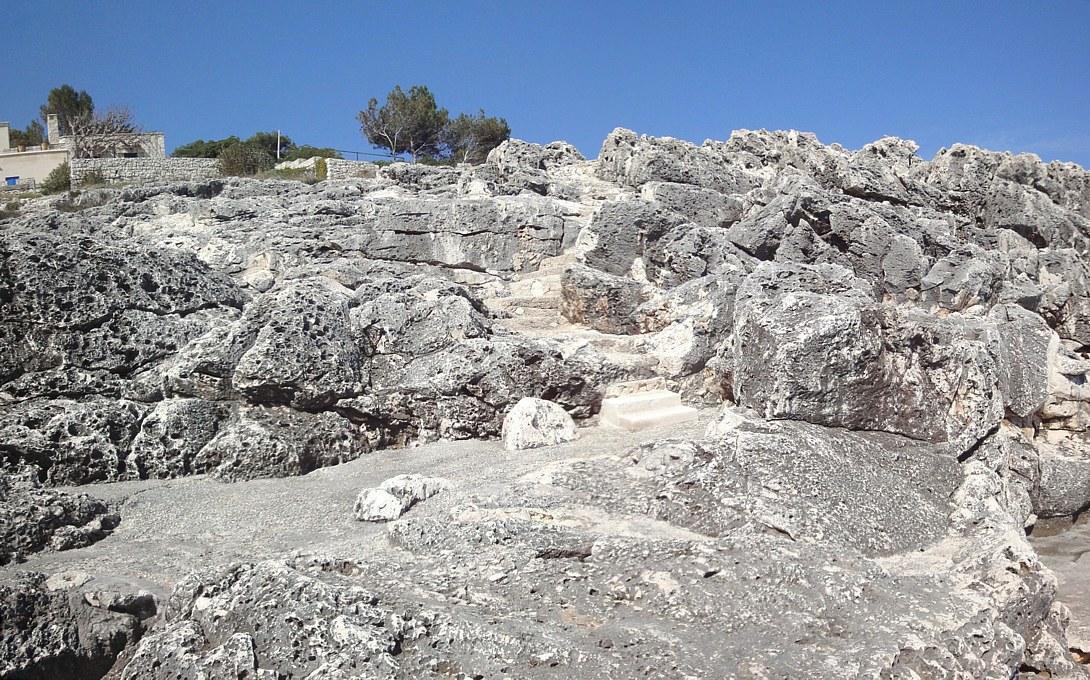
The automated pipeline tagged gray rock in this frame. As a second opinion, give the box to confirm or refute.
[730,262,1005,454]
[197,406,366,482]
[475,138,586,195]
[352,275,491,357]
[920,247,1007,311]
[0,571,157,680]
[355,336,600,444]
[840,136,935,205]
[988,303,1053,419]
[560,262,651,334]
[582,198,678,276]
[0,398,148,485]
[640,180,744,229]
[232,280,365,409]
[0,229,247,386]
[0,475,119,565]
[597,127,758,193]
[501,397,577,451]
[127,398,234,479]
[354,474,450,522]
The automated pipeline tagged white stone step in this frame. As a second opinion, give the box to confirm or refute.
[508,276,561,298]
[602,404,699,432]
[493,296,561,311]
[602,389,681,413]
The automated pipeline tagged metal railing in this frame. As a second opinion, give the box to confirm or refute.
[330,148,399,161]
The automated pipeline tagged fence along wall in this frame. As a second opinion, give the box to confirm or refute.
[70,158,221,187]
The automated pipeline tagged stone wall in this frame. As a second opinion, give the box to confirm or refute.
[324,158,378,181]
[70,158,221,187]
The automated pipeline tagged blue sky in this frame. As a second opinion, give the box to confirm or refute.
[5,1,1089,166]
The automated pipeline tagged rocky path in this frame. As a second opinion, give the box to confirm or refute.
[1033,522,1090,653]
[0,412,715,602]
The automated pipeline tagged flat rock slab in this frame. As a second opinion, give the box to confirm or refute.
[0,411,715,601]
[600,389,699,431]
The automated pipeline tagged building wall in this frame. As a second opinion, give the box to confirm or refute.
[70,157,220,187]
[0,148,69,186]
[59,131,167,159]
[325,158,378,180]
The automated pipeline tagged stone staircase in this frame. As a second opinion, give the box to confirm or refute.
[483,253,658,379]
[483,253,570,330]
[599,385,699,432]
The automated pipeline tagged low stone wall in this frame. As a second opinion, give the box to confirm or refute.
[324,158,378,181]
[70,158,221,188]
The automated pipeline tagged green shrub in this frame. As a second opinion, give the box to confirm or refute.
[0,200,21,220]
[315,158,328,182]
[217,143,274,177]
[41,161,71,194]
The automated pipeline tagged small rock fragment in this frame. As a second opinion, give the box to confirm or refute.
[354,474,450,522]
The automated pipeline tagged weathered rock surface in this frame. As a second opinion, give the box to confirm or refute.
[103,412,1077,678]
[501,397,577,450]
[0,571,157,680]
[3,127,1090,677]
[0,475,119,566]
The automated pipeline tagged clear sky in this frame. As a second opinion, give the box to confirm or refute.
[5,1,1089,166]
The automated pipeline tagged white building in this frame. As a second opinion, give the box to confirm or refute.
[0,114,166,188]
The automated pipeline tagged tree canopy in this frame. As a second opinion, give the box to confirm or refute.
[441,110,511,164]
[358,85,509,164]
[172,136,243,158]
[39,84,94,136]
[358,85,450,162]
[282,145,342,161]
[172,132,342,163]
[245,131,295,159]
[8,121,44,148]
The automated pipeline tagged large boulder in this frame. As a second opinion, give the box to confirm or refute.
[730,262,1007,454]
[231,280,366,409]
[581,198,678,276]
[0,398,148,485]
[197,406,366,482]
[597,127,757,194]
[0,230,247,387]
[560,262,651,334]
[501,397,577,451]
[126,398,234,479]
[0,572,157,680]
[0,475,119,565]
[354,474,450,522]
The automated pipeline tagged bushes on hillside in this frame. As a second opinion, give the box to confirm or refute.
[41,161,71,194]
[217,144,274,177]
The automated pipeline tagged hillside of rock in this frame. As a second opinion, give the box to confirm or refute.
[2,129,1090,678]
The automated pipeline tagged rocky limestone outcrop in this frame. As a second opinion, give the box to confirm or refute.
[0,571,157,680]
[3,127,1090,677]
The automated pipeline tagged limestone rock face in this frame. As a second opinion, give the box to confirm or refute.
[4,125,1090,678]
[0,571,157,680]
[198,407,365,482]
[501,397,577,451]
[560,262,651,334]
[730,262,1007,454]
[0,474,119,565]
